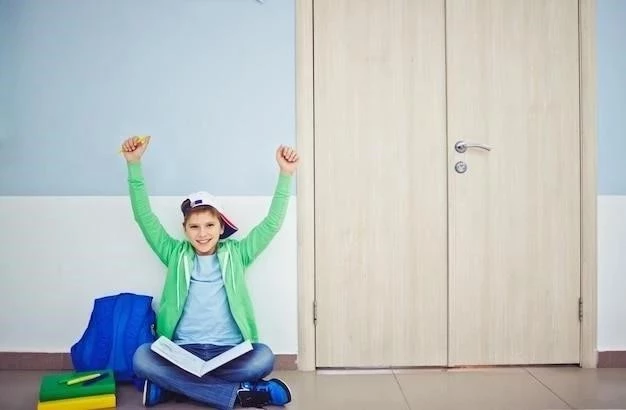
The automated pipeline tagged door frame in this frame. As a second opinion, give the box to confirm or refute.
[295,0,598,371]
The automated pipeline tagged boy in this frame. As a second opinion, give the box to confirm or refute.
[121,136,299,409]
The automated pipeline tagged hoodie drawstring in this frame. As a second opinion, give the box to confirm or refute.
[176,251,184,310]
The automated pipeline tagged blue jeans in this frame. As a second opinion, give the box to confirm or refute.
[133,342,275,410]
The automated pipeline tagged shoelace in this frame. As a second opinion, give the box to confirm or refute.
[242,381,273,392]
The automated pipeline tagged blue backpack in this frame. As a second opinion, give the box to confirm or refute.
[71,293,156,390]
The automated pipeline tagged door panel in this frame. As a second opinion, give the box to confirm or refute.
[447,0,581,365]
[314,0,448,367]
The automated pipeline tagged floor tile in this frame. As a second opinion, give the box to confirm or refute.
[395,368,571,410]
[266,370,410,410]
[0,370,41,410]
[527,367,626,409]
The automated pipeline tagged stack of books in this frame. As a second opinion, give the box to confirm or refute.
[37,370,116,409]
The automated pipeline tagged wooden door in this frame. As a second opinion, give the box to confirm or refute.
[313,0,448,367]
[447,0,581,365]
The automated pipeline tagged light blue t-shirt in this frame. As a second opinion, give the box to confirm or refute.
[173,254,244,346]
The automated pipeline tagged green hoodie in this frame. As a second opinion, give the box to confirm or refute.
[127,162,292,342]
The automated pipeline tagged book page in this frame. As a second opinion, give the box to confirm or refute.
[150,336,207,377]
[150,336,254,377]
[201,340,253,374]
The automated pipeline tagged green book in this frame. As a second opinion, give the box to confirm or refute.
[39,370,116,402]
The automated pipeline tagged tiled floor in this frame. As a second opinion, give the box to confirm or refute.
[3,367,626,410]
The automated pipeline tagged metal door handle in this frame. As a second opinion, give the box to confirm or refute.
[454,140,492,153]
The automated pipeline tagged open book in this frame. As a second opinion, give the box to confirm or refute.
[150,336,253,377]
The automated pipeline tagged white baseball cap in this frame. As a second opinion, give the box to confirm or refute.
[180,191,238,239]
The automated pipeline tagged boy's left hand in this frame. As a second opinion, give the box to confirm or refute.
[276,145,300,175]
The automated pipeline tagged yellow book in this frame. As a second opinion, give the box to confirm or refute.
[36,393,116,410]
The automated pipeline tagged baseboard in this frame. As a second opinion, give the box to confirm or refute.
[7,352,622,370]
[598,351,626,368]
[0,353,74,370]
[0,352,297,371]
[274,354,298,370]
[7,351,624,370]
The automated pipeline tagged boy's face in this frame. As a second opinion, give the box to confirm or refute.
[183,210,224,255]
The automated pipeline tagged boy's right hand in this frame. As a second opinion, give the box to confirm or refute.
[121,136,151,163]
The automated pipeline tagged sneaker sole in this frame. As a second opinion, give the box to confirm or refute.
[268,378,292,405]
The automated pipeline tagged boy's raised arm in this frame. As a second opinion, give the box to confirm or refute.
[122,136,179,266]
[238,146,299,267]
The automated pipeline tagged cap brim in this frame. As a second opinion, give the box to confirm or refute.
[220,214,238,239]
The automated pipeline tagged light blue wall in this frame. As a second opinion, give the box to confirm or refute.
[4,1,621,196]
[598,0,626,195]
[0,1,13,150]
[0,0,294,196]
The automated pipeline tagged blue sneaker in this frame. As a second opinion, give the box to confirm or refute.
[142,379,166,407]
[237,378,292,407]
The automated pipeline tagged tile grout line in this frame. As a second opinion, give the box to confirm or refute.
[524,368,575,410]
[392,370,413,410]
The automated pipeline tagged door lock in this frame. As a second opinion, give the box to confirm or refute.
[455,161,468,174]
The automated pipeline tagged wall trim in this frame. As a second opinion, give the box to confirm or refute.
[580,0,598,369]
[296,0,316,371]
[0,353,298,371]
[296,0,598,369]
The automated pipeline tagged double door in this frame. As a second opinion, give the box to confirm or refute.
[314,0,581,367]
